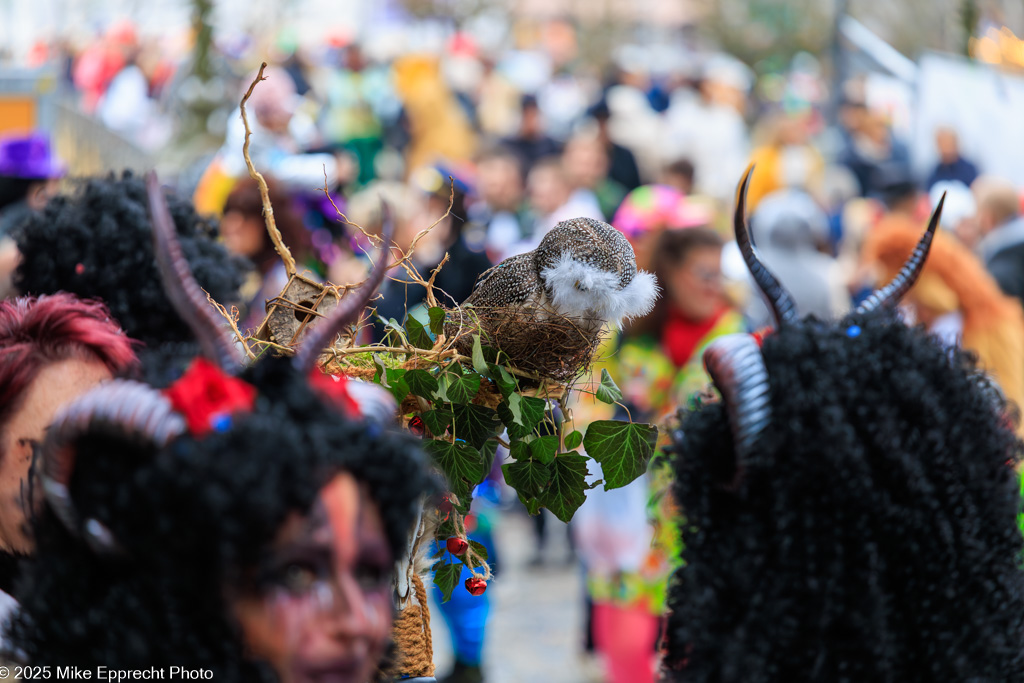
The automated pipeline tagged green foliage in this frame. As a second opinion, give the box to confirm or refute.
[405,315,433,350]
[595,369,624,404]
[584,421,659,490]
[428,306,446,336]
[380,315,659,601]
[406,369,439,399]
[432,562,462,602]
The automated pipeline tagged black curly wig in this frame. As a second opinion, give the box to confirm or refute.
[663,308,1024,682]
[5,356,433,678]
[12,171,247,349]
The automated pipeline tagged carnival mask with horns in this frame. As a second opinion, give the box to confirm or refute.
[702,166,945,473]
[39,173,396,556]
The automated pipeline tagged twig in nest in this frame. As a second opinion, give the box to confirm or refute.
[321,167,385,247]
[205,289,255,360]
[389,179,455,273]
[240,62,297,277]
[424,253,449,310]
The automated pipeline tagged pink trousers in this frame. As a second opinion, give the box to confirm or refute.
[592,602,660,683]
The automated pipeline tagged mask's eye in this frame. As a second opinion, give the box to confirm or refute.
[355,561,391,591]
[281,563,318,595]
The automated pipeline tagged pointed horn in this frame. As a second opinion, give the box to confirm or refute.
[40,380,186,555]
[857,192,945,314]
[703,334,772,482]
[734,165,799,327]
[146,173,238,369]
[294,200,395,372]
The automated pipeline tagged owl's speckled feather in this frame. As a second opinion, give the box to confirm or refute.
[465,253,539,308]
[463,217,657,327]
[534,218,638,294]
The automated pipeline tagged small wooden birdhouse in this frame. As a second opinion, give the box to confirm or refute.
[254,273,344,352]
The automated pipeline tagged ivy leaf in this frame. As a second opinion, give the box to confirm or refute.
[539,454,589,523]
[386,377,410,403]
[468,540,489,561]
[595,368,624,405]
[428,307,446,336]
[503,460,551,499]
[529,435,559,465]
[381,317,409,347]
[445,371,481,405]
[471,334,490,376]
[420,408,452,436]
[405,315,433,350]
[480,438,499,474]
[406,369,439,399]
[509,440,530,461]
[425,439,485,501]
[451,404,502,449]
[518,492,542,516]
[583,421,658,490]
[497,395,547,439]
[505,392,524,426]
[564,430,583,451]
[372,354,389,387]
[433,562,462,602]
[489,363,518,397]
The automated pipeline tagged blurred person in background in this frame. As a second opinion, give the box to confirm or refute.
[0,135,63,237]
[562,132,628,221]
[839,111,910,198]
[502,94,561,178]
[321,43,396,187]
[97,35,155,145]
[510,156,602,257]
[469,146,529,261]
[392,54,477,173]
[71,20,139,114]
[744,190,850,328]
[660,159,695,196]
[664,59,750,202]
[202,66,338,215]
[588,99,642,192]
[0,294,137,639]
[927,126,979,191]
[930,180,979,248]
[973,175,1024,305]
[220,176,314,331]
[744,111,825,211]
[571,189,739,683]
[863,201,1024,423]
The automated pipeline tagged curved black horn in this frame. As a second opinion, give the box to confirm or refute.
[703,334,772,475]
[856,192,945,314]
[146,173,238,369]
[294,200,395,372]
[40,380,186,555]
[734,165,799,327]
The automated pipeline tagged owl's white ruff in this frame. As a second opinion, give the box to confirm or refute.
[540,252,659,327]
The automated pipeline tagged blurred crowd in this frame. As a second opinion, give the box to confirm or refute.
[4,15,1024,683]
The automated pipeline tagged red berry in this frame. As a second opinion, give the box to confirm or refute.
[465,577,487,596]
[408,416,425,437]
[438,495,453,520]
[446,537,469,555]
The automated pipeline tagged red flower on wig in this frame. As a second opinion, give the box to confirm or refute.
[307,370,360,417]
[164,358,257,436]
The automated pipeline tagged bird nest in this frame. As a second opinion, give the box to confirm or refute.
[443,305,603,383]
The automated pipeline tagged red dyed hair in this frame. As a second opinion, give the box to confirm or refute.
[0,294,139,431]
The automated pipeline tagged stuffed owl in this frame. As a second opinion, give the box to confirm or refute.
[463,217,659,337]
